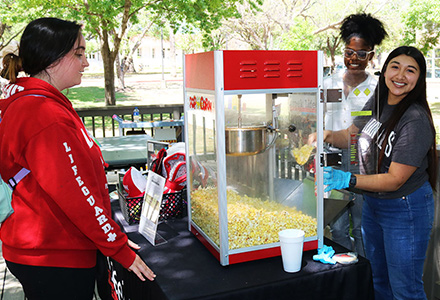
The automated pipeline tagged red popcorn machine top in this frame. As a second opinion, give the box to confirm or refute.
[183,50,325,266]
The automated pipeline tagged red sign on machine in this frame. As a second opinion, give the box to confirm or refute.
[188,95,213,112]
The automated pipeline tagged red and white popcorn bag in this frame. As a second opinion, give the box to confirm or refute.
[164,161,187,194]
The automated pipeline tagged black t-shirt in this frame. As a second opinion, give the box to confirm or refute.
[354,97,433,198]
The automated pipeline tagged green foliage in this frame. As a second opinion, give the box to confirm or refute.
[2,0,250,105]
[0,0,46,49]
[402,0,440,54]
[0,0,43,24]
[277,18,315,50]
[176,32,204,53]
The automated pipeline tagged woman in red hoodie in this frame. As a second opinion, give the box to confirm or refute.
[0,18,155,299]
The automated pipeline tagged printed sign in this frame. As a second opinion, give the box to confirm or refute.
[138,171,167,246]
[188,95,213,111]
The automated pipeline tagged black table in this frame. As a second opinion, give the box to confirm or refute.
[109,202,374,300]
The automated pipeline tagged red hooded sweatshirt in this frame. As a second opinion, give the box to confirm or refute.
[0,77,135,269]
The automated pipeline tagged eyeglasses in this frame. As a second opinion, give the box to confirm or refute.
[344,48,374,61]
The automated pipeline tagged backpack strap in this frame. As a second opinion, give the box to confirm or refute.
[7,168,30,190]
[1,94,37,191]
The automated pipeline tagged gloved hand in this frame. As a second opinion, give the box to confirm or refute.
[323,167,351,192]
[313,245,336,265]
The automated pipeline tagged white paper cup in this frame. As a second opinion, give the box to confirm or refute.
[279,229,305,273]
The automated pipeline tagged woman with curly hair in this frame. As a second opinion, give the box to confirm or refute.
[324,13,388,257]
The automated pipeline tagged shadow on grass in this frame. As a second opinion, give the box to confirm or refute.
[63,86,138,107]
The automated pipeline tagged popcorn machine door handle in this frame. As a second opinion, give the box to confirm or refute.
[320,152,342,167]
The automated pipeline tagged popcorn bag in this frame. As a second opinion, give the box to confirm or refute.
[118,146,187,224]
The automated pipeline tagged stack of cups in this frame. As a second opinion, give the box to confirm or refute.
[279,229,305,273]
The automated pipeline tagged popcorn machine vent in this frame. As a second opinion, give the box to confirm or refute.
[237,59,304,80]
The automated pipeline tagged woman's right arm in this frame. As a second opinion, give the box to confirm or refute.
[326,123,360,148]
[308,123,359,149]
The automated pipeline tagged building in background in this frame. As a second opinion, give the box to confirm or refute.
[85,36,183,75]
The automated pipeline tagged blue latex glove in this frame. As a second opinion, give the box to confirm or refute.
[313,245,336,264]
[323,166,351,192]
[320,245,335,256]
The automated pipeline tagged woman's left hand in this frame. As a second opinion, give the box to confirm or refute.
[323,167,351,192]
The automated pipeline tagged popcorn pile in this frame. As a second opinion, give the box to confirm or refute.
[191,187,317,249]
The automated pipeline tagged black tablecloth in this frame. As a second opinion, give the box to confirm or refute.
[109,202,374,300]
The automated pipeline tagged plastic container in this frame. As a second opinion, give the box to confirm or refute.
[117,189,187,224]
[333,252,358,264]
[133,107,140,122]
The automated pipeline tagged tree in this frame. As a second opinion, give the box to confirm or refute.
[306,0,404,70]
[0,0,42,53]
[116,11,159,89]
[18,0,255,106]
[222,0,309,50]
[402,0,440,55]
[278,17,316,51]
[217,0,404,70]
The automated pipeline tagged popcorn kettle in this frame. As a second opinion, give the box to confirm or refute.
[225,94,279,156]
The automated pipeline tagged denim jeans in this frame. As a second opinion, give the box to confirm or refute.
[330,192,365,257]
[362,181,434,300]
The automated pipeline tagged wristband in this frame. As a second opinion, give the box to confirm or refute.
[349,173,357,188]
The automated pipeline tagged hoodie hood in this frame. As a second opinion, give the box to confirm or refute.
[0,77,75,119]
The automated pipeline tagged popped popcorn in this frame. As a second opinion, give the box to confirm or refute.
[191,187,317,249]
[292,144,315,165]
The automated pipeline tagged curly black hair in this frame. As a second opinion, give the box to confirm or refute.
[340,13,388,49]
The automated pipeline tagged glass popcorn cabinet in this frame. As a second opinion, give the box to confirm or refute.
[183,50,325,265]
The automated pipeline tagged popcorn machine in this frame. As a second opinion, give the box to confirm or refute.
[183,50,325,266]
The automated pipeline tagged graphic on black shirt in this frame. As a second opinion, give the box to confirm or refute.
[358,117,393,175]
[354,100,432,198]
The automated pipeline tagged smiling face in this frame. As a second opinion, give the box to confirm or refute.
[344,36,373,73]
[384,54,420,105]
[47,33,89,91]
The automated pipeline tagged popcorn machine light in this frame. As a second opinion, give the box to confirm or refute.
[184,50,325,266]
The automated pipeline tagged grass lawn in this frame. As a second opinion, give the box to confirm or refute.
[63,86,138,108]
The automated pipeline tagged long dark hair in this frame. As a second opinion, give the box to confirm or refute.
[1,18,82,83]
[374,46,438,189]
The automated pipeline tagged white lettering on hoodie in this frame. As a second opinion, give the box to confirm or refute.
[2,84,24,99]
[63,142,117,242]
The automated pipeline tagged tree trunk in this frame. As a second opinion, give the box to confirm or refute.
[326,36,340,72]
[116,52,125,89]
[169,30,177,77]
[101,47,116,106]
